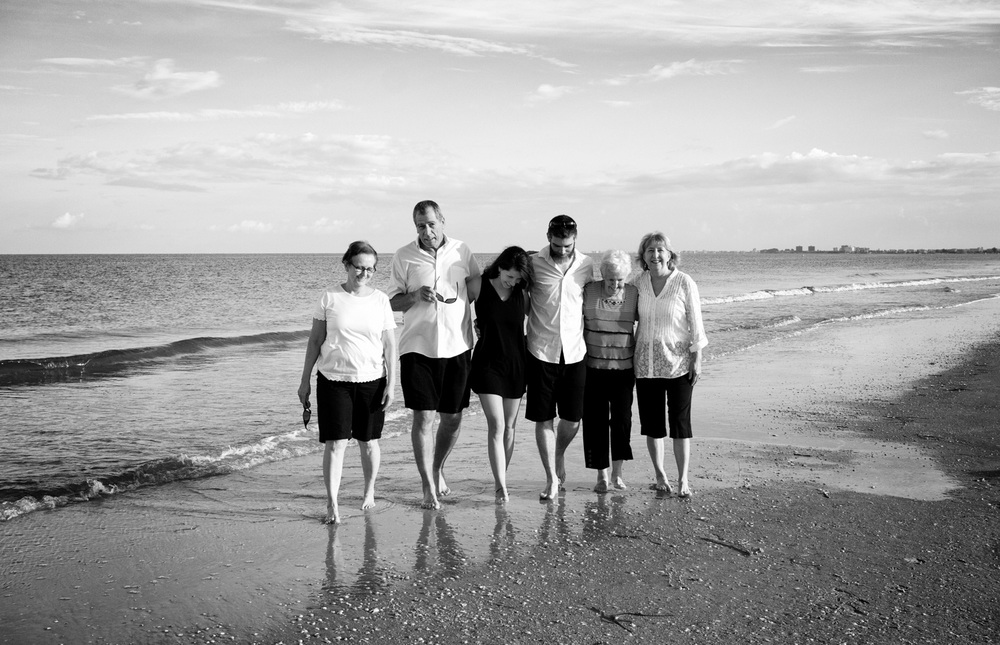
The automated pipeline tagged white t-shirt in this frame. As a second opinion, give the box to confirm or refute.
[387,237,480,359]
[313,285,396,382]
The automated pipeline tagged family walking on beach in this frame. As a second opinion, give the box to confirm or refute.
[298,200,707,524]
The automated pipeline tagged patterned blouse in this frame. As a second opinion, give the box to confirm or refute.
[633,269,708,379]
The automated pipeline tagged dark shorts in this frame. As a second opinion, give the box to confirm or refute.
[525,353,586,423]
[316,372,386,443]
[400,350,472,413]
[636,376,694,439]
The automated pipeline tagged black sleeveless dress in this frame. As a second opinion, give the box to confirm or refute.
[470,278,527,398]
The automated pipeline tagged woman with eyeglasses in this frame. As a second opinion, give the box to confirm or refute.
[466,246,534,502]
[633,232,707,498]
[298,240,398,524]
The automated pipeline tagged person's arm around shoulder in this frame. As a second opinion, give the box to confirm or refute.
[298,318,327,407]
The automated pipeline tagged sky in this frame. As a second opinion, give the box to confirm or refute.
[1,0,999,254]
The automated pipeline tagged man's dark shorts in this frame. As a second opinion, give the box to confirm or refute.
[525,353,586,423]
[400,350,472,413]
[316,373,386,443]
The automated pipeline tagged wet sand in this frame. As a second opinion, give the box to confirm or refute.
[2,297,999,644]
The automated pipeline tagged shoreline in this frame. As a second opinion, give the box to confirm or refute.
[2,298,999,644]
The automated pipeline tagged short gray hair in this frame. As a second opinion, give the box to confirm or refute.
[600,249,633,278]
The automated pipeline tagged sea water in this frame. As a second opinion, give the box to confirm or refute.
[2,252,999,521]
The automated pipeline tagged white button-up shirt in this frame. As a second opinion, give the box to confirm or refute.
[633,269,708,379]
[387,236,480,359]
[526,246,594,364]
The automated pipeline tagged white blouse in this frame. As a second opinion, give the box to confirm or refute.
[633,270,708,379]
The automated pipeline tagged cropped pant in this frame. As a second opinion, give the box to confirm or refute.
[582,367,635,470]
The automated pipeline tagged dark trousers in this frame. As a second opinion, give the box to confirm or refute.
[582,367,635,470]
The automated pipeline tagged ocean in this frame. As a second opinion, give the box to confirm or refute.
[2,251,999,522]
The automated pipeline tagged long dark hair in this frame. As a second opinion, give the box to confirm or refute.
[484,245,533,290]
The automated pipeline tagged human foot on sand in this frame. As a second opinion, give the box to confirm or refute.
[421,484,441,510]
[594,480,609,494]
[649,477,673,494]
[323,506,341,524]
[496,487,509,503]
[436,472,451,497]
[361,495,376,510]
[539,481,559,501]
[612,476,627,490]
[678,480,692,498]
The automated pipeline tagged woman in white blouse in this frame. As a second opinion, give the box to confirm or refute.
[633,232,707,497]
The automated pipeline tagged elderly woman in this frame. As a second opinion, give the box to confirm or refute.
[298,240,398,524]
[467,246,534,502]
[582,250,639,493]
[633,232,707,498]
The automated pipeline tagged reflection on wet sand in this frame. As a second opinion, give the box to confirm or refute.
[582,494,628,542]
[414,510,467,578]
[323,514,389,594]
[490,505,516,561]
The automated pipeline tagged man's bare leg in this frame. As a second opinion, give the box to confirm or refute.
[535,419,559,500]
[433,411,463,497]
[359,439,380,510]
[412,409,441,509]
[554,418,580,489]
[323,439,349,523]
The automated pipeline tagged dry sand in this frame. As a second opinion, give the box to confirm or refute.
[2,298,999,644]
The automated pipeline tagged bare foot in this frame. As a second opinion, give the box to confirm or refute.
[612,477,627,490]
[678,480,692,498]
[361,495,376,510]
[437,472,451,497]
[323,508,341,524]
[594,480,609,494]
[495,487,509,503]
[556,463,567,490]
[649,477,673,494]
[539,481,559,501]
[420,493,441,510]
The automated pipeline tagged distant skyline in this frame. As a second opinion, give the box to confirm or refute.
[2,1,999,254]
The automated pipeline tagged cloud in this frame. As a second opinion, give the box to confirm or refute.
[85,101,344,123]
[605,59,742,85]
[922,130,949,139]
[956,87,1000,111]
[767,115,797,130]
[227,220,274,233]
[297,217,354,234]
[40,57,145,69]
[52,212,84,228]
[285,20,572,67]
[526,84,575,104]
[113,59,220,100]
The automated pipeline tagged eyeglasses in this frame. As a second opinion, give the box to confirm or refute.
[351,263,376,275]
[302,404,311,428]
[435,281,460,304]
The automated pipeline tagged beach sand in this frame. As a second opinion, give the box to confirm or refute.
[2,298,999,644]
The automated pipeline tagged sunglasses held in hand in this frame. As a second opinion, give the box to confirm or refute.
[435,282,460,304]
[302,403,311,428]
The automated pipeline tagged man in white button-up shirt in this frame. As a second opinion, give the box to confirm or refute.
[525,215,595,500]
[388,200,480,509]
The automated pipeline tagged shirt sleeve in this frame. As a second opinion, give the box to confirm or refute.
[381,293,397,331]
[685,276,708,352]
[386,253,406,299]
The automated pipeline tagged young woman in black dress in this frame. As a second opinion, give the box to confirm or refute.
[467,246,534,501]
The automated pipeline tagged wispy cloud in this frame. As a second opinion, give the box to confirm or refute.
[605,59,742,86]
[767,115,797,130]
[40,57,146,69]
[113,59,220,100]
[922,130,949,140]
[956,87,1000,111]
[86,101,344,123]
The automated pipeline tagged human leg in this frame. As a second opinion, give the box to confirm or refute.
[665,375,695,497]
[636,378,670,492]
[358,439,380,510]
[582,367,611,484]
[480,393,507,497]
[553,359,586,487]
[554,417,581,488]
[645,436,671,492]
[608,369,635,489]
[411,409,441,509]
[323,439,349,523]
[535,419,559,500]
[434,411,463,497]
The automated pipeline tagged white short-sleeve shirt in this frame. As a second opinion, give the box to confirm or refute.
[633,270,708,379]
[313,286,396,382]
[526,247,594,364]
[387,236,480,359]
